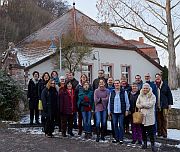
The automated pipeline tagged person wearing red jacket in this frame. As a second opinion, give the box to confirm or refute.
[59,80,77,137]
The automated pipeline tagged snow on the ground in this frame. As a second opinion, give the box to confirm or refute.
[171,88,180,109]
[11,115,180,142]
[167,129,180,140]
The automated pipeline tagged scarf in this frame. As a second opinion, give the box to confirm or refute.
[67,89,74,112]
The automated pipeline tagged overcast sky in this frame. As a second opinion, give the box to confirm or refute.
[66,0,180,67]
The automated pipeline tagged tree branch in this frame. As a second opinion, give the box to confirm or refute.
[171,1,180,10]
[110,5,168,48]
[145,3,167,25]
[119,1,168,38]
[145,0,166,10]
[175,37,180,47]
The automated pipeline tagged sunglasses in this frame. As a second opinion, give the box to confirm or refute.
[51,83,55,84]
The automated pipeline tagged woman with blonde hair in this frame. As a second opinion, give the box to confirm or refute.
[41,79,58,137]
[136,83,156,151]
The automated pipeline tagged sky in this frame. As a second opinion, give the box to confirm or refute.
[66,0,180,67]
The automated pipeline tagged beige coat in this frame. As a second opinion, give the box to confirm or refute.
[136,88,156,126]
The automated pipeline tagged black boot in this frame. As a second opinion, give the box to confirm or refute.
[151,142,157,152]
[101,127,105,141]
[96,127,100,142]
[142,141,147,149]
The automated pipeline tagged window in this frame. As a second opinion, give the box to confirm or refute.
[81,64,92,83]
[121,65,131,83]
[102,65,113,78]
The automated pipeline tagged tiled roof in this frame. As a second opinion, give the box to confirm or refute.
[127,40,159,60]
[13,7,161,70]
[18,8,129,47]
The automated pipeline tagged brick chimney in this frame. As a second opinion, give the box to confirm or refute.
[139,37,144,43]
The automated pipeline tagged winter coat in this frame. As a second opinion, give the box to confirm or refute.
[121,84,132,94]
[107,85,115,93]
[136,88,156,126]
[27,78,39,109]
[38,79,49,100]
[92,77,107,91]
[41,87,58,119]
[75,84,93,110]
[128,91,140,113]
[94,87,109,112]
[146,81,157,100]
[136,81,143,90]
[156,81,173,109]
[69,78,79,89]
[59,89,77,115]
[78,89,94,112]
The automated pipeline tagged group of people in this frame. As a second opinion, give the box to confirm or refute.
[27,69,173,152]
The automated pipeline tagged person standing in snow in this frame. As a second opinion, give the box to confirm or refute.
[128,82,142,145]
[59,80,77,137]
[78,81,94,139]
[94,79,109,142]
[155,73,173,138]
[27,71,40,125]
[108,79,130,144]
[136,83,156,151]
[38,72,50,128]
[75,74,90,135]
[41,79,58,137]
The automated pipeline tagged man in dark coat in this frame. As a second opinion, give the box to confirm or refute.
[67,72,79,89]
[155,73,173,138]
[93,69,107,91]
[27,71,40,125]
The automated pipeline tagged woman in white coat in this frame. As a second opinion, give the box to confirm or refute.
[136,83,156,152]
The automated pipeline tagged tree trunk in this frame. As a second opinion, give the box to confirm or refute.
[166,0,177,89]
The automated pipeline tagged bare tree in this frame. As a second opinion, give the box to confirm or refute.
[53,32,93,73]
[97,0,180,89]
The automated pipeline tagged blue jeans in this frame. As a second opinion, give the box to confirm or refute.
[112,113,124,141]
[95,110,107,128]
[82,111,92,133]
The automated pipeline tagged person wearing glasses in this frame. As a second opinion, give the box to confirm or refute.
[93,69,107,91]
[41,79,58,137]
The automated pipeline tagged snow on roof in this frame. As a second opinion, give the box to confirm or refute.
[17,47,55,67]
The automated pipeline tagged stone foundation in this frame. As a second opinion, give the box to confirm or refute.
[168,108,180,129]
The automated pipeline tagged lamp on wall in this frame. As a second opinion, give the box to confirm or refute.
[92,51,100,70]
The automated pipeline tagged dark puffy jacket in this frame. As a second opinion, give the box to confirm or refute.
[41,87,58,119]
[59,89,77,114]
[158,81,173,108]
[27,79,39,109]
[146,81,157,99]
[38,79,49,100]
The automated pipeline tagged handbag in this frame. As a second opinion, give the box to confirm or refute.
[38,100,43,111]
[132,108,143,124]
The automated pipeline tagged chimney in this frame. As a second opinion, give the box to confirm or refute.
[139,37,144,43]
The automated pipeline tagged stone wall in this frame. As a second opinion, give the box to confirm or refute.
[168,108,180,129]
